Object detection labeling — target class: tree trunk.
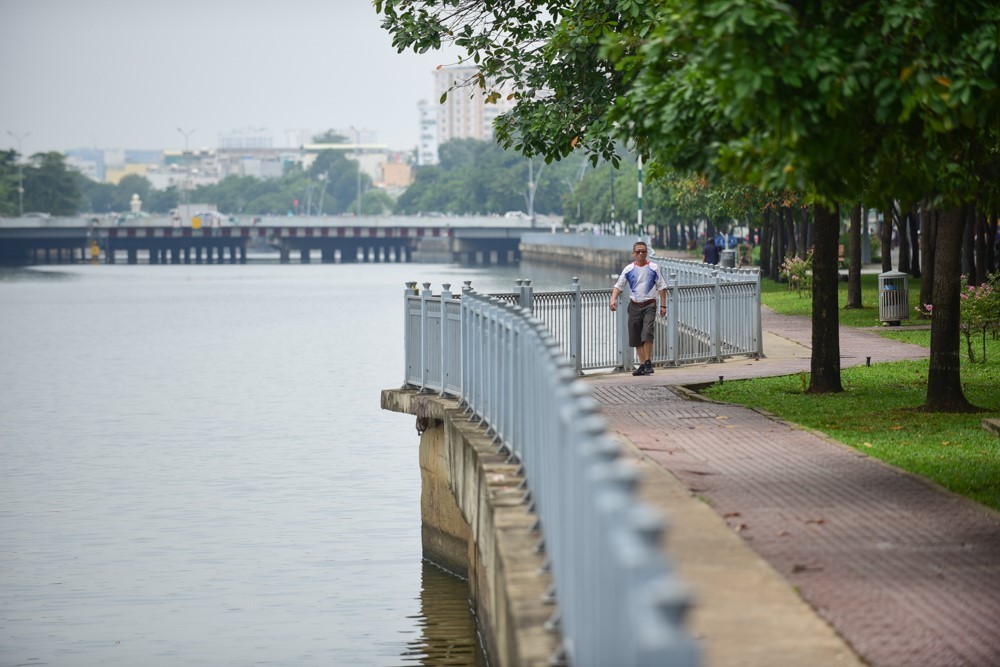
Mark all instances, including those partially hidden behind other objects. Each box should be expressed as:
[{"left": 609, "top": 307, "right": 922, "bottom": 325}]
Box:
[
  {"left": 797, "top": 205, "right": 808, "bottom": 259},
  {"left": 986, "top": 210, "right": 999, "bottom": 274},
  {"left": 786, "top": 205, "right": 798, "bottom": 259},
  {"left": 760, "top": 208, "right": 773, "bottom": 279},
  {"left": 846, "top": 205, "right": 863, "bottom": 308},
  {"left": 924, "top": 205, "right": 977, "bottom": 412},
  {"left": 808, "top": 202, "right": 843, "bottom": 394},
  {"left": 962, "top": 205, "right": 976, "bottom": 283},
  {"left": 974, "top": 209, "right": 987, "bottom": 285},
  {"left": 919, "top": 204, "right": 936, "bottom": 310},
  {"left": 908, "top": 209, "right": 921, "bottom": 277},
  {"left": 881, "top": 202, "right": 894, "bottom": 272},
  {"left": 898, "top": 207, "right": 912, "bottom": 274},
  {"left": 861, "top": 207, "right": 872, "bottom": 264}
]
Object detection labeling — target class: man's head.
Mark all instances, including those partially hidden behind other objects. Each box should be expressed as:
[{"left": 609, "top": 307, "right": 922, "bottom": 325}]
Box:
[{"left": 632, "top": 241, "right": 648, "bottom": 265}]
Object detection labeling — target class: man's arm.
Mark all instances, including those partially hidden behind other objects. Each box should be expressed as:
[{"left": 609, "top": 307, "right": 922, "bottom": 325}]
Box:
[
  {"left": 610, "top": 287, "right": 621, "bottom": 311},
  {"left": 658, "top": 288, "right": 667, "bottom": 316}
]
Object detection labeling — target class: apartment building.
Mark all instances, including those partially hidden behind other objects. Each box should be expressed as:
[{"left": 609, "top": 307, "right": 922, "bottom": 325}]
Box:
[{"left": 418, "top": 65, "right": 514, "bottom": 165}]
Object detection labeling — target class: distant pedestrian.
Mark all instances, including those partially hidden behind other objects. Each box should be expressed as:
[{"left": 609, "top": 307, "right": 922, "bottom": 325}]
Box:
[
  {"left": 702, "top": 236, "right": 720, "bottom": 265},
  {"left": 610, "top": 241, "right": 668, "bottom": 376}
]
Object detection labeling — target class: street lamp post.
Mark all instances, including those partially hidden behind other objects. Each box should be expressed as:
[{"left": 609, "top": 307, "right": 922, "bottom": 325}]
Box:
[
  {"left": 177, "top": 127, "right": 195, "bottom": 152},
  {"left": 7, "top": 131, "right": 29, "bottom": 217}
]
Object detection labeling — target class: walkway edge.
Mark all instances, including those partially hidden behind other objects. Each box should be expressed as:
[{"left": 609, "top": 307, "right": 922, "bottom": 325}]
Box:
[{"left": 614, "top": 431, "right": 866, "bottom": 667}]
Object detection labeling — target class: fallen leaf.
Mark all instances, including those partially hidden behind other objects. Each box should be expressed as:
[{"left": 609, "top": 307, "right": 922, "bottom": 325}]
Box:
[
  {"left": 889, "top": 425, "right": 904, "bottom": 431},
  {"left": 805, "top": 518, "right": 826, "bottom": 525},
  {"left": 862, "top": 442, "right": 873, "bottom": 448},
  {"left": 723, "top": 512, "right": 741, "bottom": 518},
  {"left": 776, "top": 530, "right": 790, "bottom": 537}
]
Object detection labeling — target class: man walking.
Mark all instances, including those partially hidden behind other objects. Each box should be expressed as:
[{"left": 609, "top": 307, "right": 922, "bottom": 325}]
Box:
[{"left": 610, "top": 241, "right": 668, "bottom": 376}]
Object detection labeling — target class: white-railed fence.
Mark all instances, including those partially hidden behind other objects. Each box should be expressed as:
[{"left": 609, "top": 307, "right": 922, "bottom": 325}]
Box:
[
  {"left": 404, "top": 284, "right": 700, "bottom": 667},
  {"left": 400, "top": 258, "right": 759, "bottom": 666}
]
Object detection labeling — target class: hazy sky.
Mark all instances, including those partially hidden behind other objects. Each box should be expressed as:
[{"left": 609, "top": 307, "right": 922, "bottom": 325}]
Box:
[{"left": 0, "top": 0, "right": 463, "bottom": 154}]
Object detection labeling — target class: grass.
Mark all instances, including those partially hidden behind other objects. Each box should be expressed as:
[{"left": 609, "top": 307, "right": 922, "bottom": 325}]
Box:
[
  {"left": 762, "top": 272, "right": 925, "bottom": 328},
  {"left": 701, "top": 275, "right": 1000, "bottom": 512}
]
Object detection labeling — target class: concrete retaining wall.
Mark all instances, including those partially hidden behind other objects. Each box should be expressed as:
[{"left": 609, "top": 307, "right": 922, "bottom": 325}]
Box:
[
  {"left": 519, "top": 239, "right": 633, "bottom": 274},
  {"left": 381, "top": 388, "right": 560, "bottom": 667}
]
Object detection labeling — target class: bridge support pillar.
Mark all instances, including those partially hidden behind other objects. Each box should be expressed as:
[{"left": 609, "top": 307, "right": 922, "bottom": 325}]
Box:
[
  {"left": 127, "top": 249, "right": 138, "bottom": 264},
  {"left": 279, "top": 248, "right": 290, "bottom": 264},
  {"left": 321, "top": 248, "right": 334, "bottom": 263},
  {"left": 300, "top": 248, "right": 310, "bottom": 263},
  {"left": 239, "top": 245, "right": 247, "bottom": 264}
]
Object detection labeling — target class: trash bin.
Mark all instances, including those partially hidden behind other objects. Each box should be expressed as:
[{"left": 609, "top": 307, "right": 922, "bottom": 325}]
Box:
[
  {"left": 878, "top": 270, "right": 909, "bottom": 325},
  {"left": 720, "top": 249, "right": 736, "bottom": 268}
]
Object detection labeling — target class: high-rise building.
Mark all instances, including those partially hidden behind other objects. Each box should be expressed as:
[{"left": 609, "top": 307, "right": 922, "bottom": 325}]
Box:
[
  {"left": 417, "top": 100, "right": 438, "bottom": 166},
  {"left": 431, "top": 65, "right": 514, "bottom": 147}
]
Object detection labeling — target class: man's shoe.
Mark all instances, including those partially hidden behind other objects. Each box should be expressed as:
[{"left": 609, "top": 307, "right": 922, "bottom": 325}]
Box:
[
  {"left": 632, "top": 364, "right": 648, "bottom": 376},
  {"left": 645, "top": 360, "right": 654, "bottom": 374}
]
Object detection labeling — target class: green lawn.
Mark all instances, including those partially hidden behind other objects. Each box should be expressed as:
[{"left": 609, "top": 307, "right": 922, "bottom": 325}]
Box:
[
  {"left": 762, "top": 272, "right": 926, "bottom": 328},
  {"left": 702, "top": 276, "right": 1000, "bottom": 511}
]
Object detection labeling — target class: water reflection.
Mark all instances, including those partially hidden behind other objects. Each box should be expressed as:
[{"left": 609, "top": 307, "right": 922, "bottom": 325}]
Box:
[{"left": 401, "top": 562, "right": 488, "bottom": 667}]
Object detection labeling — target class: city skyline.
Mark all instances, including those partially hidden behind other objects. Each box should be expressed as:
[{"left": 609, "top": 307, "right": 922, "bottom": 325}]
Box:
[{"left": 0, "top": 0, "right": 463, "bottom": 155}]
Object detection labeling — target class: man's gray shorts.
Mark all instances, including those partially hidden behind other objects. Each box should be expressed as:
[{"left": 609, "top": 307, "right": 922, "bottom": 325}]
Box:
[{"left": 627, "top": 300, "right": 657, "bottom": 347}]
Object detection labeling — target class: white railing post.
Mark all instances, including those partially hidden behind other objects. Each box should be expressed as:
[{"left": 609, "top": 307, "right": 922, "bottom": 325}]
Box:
[
  {"left": 615, "top": 289, "right": 629, "bottom": 370},
  {"left": 754, "top": 269, "right": 765, "bottom": 359},
  {"left": 667, "top": 273, "right": 679, "bottom": 366},
  {"left": 440, "top": 283, "right": 452, "bottom": 395},
  {"left": 570, "top": 277, "right": 583, "bottom": 375},
  {"left": 404, "top": 281, "right": 418, "bottom": 385},
  {"left": 419, "top": 282, "right": 432, "bottom": 392},
  {"left": 711, "top": 272, "right": 722, "bottom": 362}
]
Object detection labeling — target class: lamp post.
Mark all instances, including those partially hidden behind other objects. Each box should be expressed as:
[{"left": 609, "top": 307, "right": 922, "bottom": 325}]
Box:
[
  {"left": 7, "top": 131, "right": 28, "bottom": 217},
  {"left": 177, "top": 127, "right": 195, "bottom": 152}
]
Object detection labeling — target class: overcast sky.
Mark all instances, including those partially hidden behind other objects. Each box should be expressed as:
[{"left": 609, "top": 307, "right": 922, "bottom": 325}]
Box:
[{"left": 0, "top": 0, "right": 463, "bottom": 154}]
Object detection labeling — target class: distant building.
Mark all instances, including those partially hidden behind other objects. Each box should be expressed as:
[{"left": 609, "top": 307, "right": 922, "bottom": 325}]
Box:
[
  {"left": 431, "top": 65, "right": 515, "bottom": 146},
  {"left": 219, "top": 127, "right": 273, "bottom": 150},
  {"left": 417, "top": 100, "right": 438, "bottom": 166}
]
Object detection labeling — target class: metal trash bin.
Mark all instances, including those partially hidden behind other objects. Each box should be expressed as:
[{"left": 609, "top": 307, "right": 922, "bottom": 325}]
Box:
[
  {"left": 878, "top": 270, "right": 909, "bottom": 325},
  {"left": 720, "top": 249, "right": 736, "bottom": 268}
]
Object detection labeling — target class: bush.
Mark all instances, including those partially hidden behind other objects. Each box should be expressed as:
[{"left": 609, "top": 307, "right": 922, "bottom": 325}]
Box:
[
  {"left": 780, "top": 253, "right": 812, "bottom": 296},
  {"left": 960, "top": 272, "right": 1000, "bottom": 363}
]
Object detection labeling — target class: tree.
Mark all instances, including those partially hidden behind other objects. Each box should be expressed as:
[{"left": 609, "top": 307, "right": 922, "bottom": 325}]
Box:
[
  {"left": 23, "top": 152, "right": 82, "bottom": 215},
  {"left": 377, "top": 0, "right": 1000, "bottom": 405}
]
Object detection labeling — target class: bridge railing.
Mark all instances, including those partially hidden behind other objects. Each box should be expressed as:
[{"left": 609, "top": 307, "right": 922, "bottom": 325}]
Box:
[{"left": 404, "top": 284, "right": 699, "bottom": 667}]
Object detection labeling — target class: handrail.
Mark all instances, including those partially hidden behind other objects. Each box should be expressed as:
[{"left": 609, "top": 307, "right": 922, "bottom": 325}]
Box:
[{"left": 418, "top": 288, "right": 699, "bottom": 666}]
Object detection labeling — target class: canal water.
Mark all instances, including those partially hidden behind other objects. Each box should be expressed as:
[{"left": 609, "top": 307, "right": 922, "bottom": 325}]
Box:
[{"left": 0, "top": 260, "right": 609, "bottom": 666}]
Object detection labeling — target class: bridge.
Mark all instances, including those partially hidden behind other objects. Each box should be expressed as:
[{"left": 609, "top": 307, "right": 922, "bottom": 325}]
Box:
[{"left": 0, "top": 215, "right": 542, "bottom": 266}]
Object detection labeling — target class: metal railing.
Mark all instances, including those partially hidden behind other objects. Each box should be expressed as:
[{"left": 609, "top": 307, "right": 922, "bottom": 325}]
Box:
[
  {"left": 404, "top": 283, "right": 699, "bottom": 667},
  {"left": 404, "top": 267, "right": 761, "bottom": 385},
  {"left": 400, "top": 259, "right": 759, "bottom": 665}
]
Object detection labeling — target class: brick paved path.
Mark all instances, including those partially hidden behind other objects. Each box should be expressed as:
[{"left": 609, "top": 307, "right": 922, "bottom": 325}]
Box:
[{"left": 587, "top": 310, "right": 1000, "bottom": 667}]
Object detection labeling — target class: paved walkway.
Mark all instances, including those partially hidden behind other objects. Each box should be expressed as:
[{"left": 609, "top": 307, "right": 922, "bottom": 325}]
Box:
[{"left": 586, "top": 308, "right": 1000, "bottom": 667}]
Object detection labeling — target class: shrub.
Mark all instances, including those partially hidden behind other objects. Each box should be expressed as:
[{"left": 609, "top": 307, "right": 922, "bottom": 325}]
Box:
[
  {"left": 960, "top": 273, "right": 1000, "bottom": 363},
  {"left": 780, "top": 253, "right": 812, "bottom": 296}
]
